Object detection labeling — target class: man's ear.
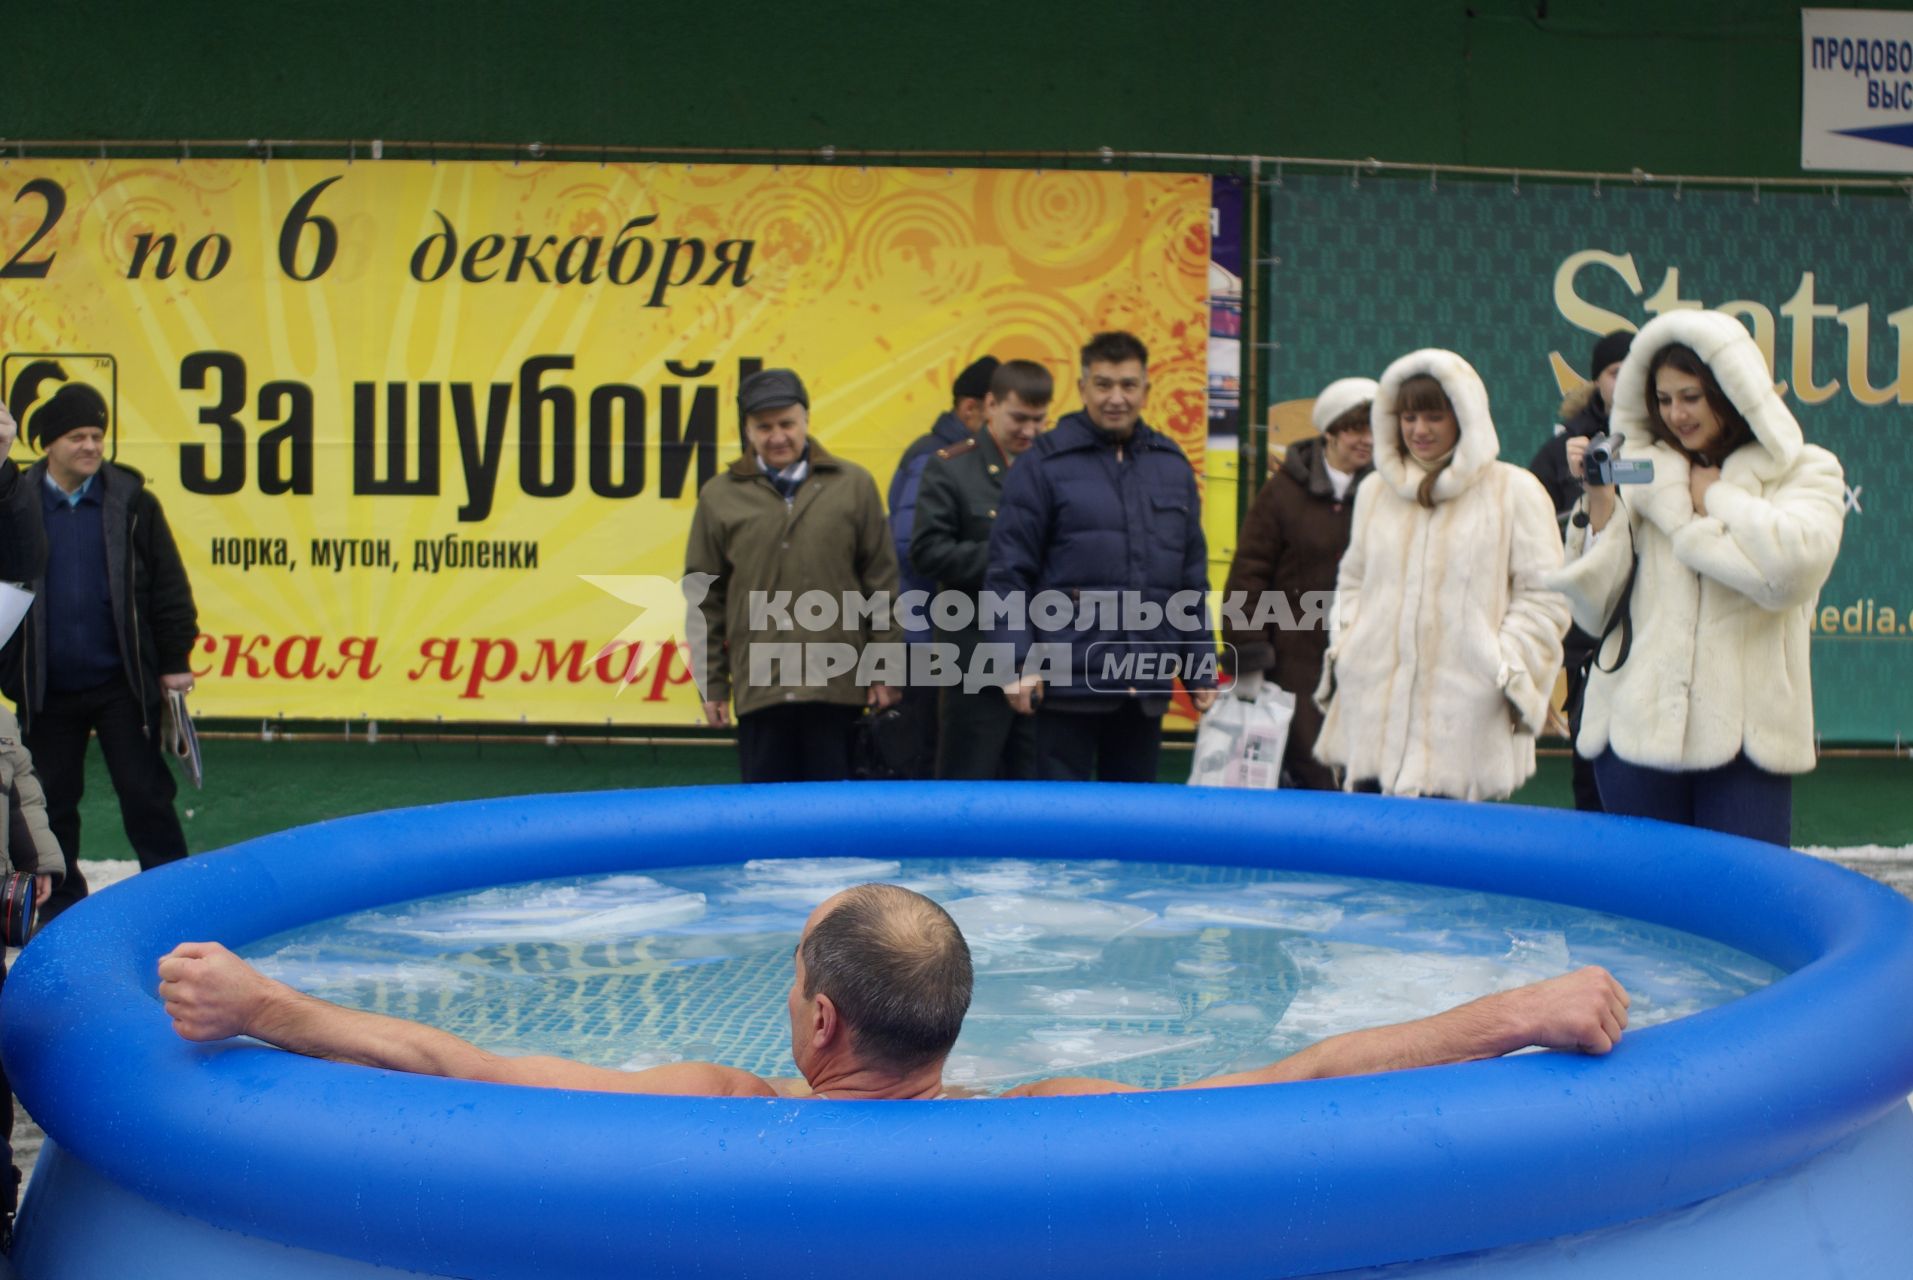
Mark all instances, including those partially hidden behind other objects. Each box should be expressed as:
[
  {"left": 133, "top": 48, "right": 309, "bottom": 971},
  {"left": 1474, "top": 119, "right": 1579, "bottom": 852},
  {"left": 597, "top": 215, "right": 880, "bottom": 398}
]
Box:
[{"left": 810, "top": 991, "right": 844, "bottom": 1051}]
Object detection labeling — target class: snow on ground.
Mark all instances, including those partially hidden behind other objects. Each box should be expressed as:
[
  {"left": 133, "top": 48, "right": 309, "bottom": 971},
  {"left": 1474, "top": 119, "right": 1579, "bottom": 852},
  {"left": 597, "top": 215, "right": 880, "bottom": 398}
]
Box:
[{"left": 1799, "top": 844, "right": 1913, "bottom": 862}]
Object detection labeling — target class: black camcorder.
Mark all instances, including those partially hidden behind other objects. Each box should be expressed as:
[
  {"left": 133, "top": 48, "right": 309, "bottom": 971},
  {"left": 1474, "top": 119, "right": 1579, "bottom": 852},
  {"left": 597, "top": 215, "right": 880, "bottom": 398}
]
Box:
[{"left": 1585, "top": 432, "right": 1655, "bottom": 486}]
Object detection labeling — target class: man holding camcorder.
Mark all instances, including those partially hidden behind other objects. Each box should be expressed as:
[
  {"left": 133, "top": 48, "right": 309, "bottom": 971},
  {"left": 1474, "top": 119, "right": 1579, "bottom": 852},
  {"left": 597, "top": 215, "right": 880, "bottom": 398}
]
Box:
[{"left": 1528, "top": 331, "right": 1635, "bottom": 813}]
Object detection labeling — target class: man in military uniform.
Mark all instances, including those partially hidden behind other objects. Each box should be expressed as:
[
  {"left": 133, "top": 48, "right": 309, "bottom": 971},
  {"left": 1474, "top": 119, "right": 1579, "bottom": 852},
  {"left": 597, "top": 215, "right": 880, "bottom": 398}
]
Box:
[
  {"left": 884, "top": 355, "right": 1000, "bottom": 777},
  {"left": 910, "top": 360, "right": 1052, "bottom": 778}
]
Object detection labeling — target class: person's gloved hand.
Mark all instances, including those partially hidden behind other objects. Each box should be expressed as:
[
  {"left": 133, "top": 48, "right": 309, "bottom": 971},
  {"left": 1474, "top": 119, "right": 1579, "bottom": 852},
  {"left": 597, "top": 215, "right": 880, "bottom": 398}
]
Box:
[{"left": 1231, "top": 669, "right": 1265, "bottom": 702}]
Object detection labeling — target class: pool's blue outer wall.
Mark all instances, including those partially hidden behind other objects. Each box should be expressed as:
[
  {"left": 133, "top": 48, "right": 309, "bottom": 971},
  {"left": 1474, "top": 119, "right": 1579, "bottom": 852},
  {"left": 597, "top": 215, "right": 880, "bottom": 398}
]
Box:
[{"left": 7, "top": 784, "right": 1913, "bottom": 1279}]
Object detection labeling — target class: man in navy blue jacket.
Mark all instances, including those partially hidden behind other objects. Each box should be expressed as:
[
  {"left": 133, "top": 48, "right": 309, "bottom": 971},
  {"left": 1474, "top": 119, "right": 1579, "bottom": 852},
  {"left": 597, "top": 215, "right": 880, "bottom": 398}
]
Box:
[{"left": 984, "top": 332, "right": 1217, "bottom": 782}]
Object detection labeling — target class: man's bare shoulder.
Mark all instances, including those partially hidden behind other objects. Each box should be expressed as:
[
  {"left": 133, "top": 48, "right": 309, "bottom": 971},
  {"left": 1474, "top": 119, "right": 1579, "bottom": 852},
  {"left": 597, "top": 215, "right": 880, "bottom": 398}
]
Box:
[{"left": 499, "top": 1055, "right": 779, "bottom": 1098}]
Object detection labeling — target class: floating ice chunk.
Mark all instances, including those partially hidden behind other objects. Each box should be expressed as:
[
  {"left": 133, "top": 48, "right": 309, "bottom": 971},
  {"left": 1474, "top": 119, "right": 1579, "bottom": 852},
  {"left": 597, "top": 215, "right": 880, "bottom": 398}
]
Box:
[
  {"left": 941, "top": 1050, "right": 1040, "bottom": 1088},
  {"left": 1191, "top": 1001, "right": 1265, "bottom": 1023},
  {"left": 1016, "top": 985, "right": 1182, "bottom": 1019},
  {"left": 1025, "top": 1025, "right": 1216, "bottom": 1075},
  {"left": 945, "top": 894, "right": 1155, "bottom": 939},
  {"left": 356, "top": 876, "right": 706, "bottom": 943},
  {"left": 253, "top": 955, "right": 480, "bottom": 997},
  {"left": 965, "top": 939, "right": 1105, "bottom": 976},
  {"left": 1246, "top": 880, "right": 1353, "bottom": 899},
  {"left": 1162, "top": 899, "right": 1344, "bottom": 932},
  {"left": 1630, "top": 998, "right": 1705, "bottom": 1030},
  {"left": 723, "top": 857, "right": 910, "bottom": 908},
  {"left": 947, "top": 861, "right": 1120, "bottom": 895},
  {"left": 1174, "top": 958, "right": 1235, "bottom": 978},
  {"left": 1502, "top": 930, "right": 1572, "bottom": 976},
  {"left": 1273, "top": 940, "right": 1545, "bottom": 1048},
  {"left": 740, "top": 857, "right": 901, "bottom": 884}
]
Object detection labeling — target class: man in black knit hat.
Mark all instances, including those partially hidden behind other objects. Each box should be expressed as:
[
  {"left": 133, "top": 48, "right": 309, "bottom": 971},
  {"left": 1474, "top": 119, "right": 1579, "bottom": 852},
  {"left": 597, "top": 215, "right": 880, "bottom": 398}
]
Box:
[{"left": 0, "top": 364, "right": 199, "bottom": 923}]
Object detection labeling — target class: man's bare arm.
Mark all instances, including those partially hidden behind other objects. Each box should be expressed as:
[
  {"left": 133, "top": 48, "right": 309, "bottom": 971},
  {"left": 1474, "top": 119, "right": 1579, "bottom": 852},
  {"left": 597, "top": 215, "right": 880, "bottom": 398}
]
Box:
[
  {"left": 1007, "top": 966, "right": 1629, "bottom": 1098},
  {"left": 157, "top": 942, "right": 776, "bottom": 1098}
]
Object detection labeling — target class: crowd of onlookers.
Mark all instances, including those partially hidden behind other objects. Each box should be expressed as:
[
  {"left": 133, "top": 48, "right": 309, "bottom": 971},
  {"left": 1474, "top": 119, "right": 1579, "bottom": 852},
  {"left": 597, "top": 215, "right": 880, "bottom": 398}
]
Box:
[{"left": 689, "top": 319, "right": 1843, "bottom": 851}]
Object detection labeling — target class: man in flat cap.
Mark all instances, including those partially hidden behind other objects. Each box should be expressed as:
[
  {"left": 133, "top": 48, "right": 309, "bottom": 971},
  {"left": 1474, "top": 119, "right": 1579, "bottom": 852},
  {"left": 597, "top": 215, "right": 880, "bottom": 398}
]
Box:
[
  {"left": 882, "top": 354, "right": 999, "bottom": 776},
  {"left": 685, "top": 369, "right": 902, "bottom": 782},
  {"left": 0, "top": 364, "right": 198, "bottom": 923}
]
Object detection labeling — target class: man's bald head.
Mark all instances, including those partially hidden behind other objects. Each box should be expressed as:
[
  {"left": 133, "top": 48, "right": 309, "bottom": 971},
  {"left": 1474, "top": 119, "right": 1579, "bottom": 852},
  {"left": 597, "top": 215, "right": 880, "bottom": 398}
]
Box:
[{"left": 800, "top": 884, "right": 973, "bottom": 1074}]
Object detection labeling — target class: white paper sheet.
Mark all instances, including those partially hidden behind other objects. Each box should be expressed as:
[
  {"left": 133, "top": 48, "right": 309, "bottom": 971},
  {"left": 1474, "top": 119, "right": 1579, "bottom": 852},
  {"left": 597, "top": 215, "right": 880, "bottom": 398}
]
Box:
[{"left": 0, "top": 582, "right": 31, "bottom": 648}]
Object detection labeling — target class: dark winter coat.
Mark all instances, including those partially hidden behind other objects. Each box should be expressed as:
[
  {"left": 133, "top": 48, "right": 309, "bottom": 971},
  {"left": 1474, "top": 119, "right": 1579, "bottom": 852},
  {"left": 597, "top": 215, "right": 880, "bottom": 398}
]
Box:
[
  {"left": 1221, "top": 435, "right": 1368, "bottom": 700},
  {"left": 887, "top": 411, "right": 971, "bottom": 642},
  {"left": 1, "top": 461, "right": 199, "bottom": 736},
  {"left": 0, "top": 459, "right": 45, "bottom": 585},
  {"left": 984, "top": 411, "right": 1213, "bottom": 702},
  {"left": 1527, "top": 384, "right": 1609, "bottom": 662},
  {"left": 1528, "top": 384, "right": 1608, "bottom": 520},
  {"left": 910, "top": 430, "right": 1011, "bottom": 661}
]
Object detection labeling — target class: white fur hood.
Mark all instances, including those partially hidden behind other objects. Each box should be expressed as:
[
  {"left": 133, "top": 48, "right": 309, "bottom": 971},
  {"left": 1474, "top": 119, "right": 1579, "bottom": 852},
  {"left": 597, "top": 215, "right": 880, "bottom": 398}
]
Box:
[
  {"left": 1611, "top": 310, "right": 1803, "bottom": 478},
  {"left": 1371, "top": 349, "right": 1500, "bottom": 504}
]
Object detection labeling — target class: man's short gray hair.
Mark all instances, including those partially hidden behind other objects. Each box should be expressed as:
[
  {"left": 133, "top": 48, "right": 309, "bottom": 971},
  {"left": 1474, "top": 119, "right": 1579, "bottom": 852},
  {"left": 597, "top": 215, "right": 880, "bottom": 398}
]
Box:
[{"left": 800, "top": 883, "right": 973, "bottom": 1073}]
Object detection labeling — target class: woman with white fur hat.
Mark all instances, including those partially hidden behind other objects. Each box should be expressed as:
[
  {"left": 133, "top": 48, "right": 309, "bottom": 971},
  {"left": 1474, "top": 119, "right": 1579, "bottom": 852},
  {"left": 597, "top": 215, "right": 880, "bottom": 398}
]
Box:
[
  {"left": 1221, "top": 376, "right": 1376, "bottom": 790},
  {"left": 1547, "top": 311, "right": 1845, "bottom": 845},
  {"left": 1313, "top": 351, "right": 1569, "bottom": 800}
]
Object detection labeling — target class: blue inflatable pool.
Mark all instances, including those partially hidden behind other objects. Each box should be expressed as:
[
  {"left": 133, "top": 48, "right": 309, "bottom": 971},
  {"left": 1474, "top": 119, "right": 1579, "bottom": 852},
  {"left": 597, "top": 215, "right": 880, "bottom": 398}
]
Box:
[{"left": 6, "top": 784, "right": 1913, "bottom": 1278}]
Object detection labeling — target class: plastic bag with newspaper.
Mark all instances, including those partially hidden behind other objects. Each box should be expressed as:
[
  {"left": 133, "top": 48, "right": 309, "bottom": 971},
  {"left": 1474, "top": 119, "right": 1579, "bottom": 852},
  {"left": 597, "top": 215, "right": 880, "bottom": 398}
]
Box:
[{"left": 1188, "top": 685, "right": 1296, "bottom": 789}]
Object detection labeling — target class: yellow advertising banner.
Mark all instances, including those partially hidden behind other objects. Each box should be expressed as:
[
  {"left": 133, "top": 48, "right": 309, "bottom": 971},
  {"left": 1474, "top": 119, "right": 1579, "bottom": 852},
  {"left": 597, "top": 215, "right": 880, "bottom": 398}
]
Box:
[{"left": 0, "top": 161, "right": 1210, "bottom": 723}]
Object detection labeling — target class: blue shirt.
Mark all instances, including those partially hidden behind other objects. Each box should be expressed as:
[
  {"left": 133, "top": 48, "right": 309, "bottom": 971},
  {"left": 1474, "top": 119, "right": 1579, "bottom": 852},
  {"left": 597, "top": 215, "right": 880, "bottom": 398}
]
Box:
[{"left": 40, "top": 470, "right": 124, "bottom": 693}]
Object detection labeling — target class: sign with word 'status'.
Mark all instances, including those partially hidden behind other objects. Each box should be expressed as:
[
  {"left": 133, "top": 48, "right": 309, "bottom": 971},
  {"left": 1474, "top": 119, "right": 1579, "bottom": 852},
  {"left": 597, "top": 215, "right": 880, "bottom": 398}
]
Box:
[
  {"left": 1802, "top": 8, "right": 1913, "bottom": 172},
  {"left": 0, "top": 162, "right": 1210, "bottom": 722}
]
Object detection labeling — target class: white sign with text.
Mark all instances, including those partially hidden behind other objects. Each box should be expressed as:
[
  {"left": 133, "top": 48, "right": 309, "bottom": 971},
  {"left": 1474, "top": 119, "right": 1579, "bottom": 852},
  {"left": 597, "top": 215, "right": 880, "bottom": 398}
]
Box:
[{"left": 1802, "top": 8, "right": 1913, "bottom": 172}]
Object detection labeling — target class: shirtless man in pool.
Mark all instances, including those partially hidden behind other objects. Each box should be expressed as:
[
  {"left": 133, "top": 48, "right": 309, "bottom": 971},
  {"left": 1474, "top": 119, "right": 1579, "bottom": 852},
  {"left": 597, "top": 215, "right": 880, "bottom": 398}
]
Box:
[{"left": 159, "top": 882, "right": 1630, "bottom": 1100}]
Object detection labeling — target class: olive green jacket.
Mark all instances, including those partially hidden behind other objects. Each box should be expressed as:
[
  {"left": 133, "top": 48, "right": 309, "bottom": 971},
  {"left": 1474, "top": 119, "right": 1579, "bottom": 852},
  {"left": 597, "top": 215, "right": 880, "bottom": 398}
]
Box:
[
  {"left": 909, "top": 431, "right": 1012, "bottom": 658},
  {"left": 685, "top": 440, "right": 901, "bottom": 718}
]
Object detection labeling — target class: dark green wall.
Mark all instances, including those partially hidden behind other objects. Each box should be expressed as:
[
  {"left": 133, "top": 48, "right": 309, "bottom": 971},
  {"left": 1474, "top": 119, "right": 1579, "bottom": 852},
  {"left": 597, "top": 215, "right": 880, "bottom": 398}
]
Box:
[{"left": 8, "top": 1, "right": 1909, "bottom": 178}]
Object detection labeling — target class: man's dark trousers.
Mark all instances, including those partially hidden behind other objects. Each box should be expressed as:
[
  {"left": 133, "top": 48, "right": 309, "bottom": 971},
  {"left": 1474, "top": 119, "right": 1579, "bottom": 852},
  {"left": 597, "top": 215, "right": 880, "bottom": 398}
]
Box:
[
  {"left": 735, "top": 703, "right": 860, "bottom": 783},
  {"left": 24, "top": 676, "right": 186, "bottom": 920},
  {"left": 1033, "top": 701, "right": 1163, "bottom": 783},
  {"left": 936, "top": 686, "right": 1036, "bottom": 780}
]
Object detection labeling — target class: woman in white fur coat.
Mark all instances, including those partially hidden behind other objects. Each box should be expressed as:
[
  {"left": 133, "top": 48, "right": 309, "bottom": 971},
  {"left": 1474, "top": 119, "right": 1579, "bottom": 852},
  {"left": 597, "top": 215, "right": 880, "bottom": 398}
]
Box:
[
  {"left": 1314, "top": 351, "right": 1569, "bottom": 800},
  {"left": 1546, "top": 311, "right": 1845, "bottom": 845}
]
